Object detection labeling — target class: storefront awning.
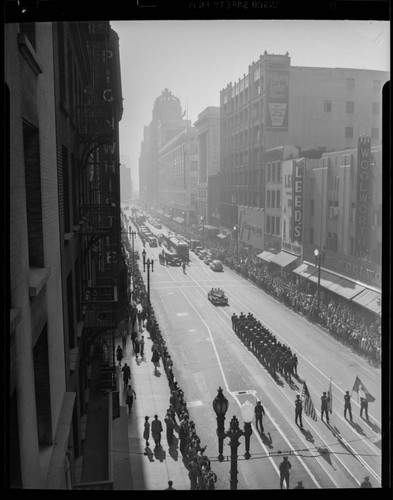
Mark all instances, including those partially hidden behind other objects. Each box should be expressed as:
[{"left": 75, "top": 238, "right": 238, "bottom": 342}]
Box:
[
  {"left": 351, "top": 288, "right": 381, "bottom": 315},
  {"left": 173, "top": 217, "right": 184, "bottom": 223},
  {"left": 293, "top": 262, "right": 318, "bottom": 279},
  {"left": 257, "top": 251, "right": 275, "bottom": 262},
  {"left": 216, "top": 233, "right": 229, "bottom": 239},
  {"left": 307, "top": 268, "right": 365, "bottom": 300},
  {"left": 269, "top": 251, "right": 299, "bottom": 268}
]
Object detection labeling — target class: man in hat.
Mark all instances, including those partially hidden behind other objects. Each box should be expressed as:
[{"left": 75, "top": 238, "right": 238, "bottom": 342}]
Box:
[
  {"left": 294, "top": 480, "right": 305, "bottom": 489},
  {"left": 321, "top": 391, "right": 330, "bottom": 423},
  {"left": 344, "top": 391, "right": 353, "bottom": 421},
  {"left": 295, "top": 394, "right": 303, "bottom": 427},
  {"left": 360, "top": 476, "right": 372, "bottom": 488},
  {"left": 360, "top": 396, "right": 369, "bottom": 420},
  {"left": 254, "top": 400, "right": 266, "bottom": 433},
  {"left": 279, "top": 456, "right": 292, "bottom": 489}
]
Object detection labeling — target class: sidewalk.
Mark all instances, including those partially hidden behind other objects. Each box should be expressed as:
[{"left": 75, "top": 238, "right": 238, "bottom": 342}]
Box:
[{"left": 112, "top": 326, "right": 190, "bottom": 491}]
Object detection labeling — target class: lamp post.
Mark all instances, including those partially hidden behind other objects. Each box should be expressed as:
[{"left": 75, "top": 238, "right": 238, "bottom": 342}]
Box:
[
  {"left": 142, "top": 249, "right": 154, "bottom": 316},
  {"left": 182, "top": 211, "right": 186, "bottom": 228},
  {"left": 233, "top": 225, "right": 239, "bottom": 261},
  {"left": 201, "top": 216, "right": 205, "bottom": 249},
  {"left": 314, "top": 248, "right": 324, "bottom": 315},
  {"left": 129, "top": 226, "right": 136, "bottom": 269},
  {"left": 212, "top": 387, "right": 253, "bottom": 490}
]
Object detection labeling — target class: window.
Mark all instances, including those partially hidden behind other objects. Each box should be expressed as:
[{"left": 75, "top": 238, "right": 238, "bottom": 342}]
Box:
[
  {"left": 271, "top": 190, "right": 276, "bottom": 209},
  {"left": 23, "top": 121, "right": 44, "bottom": 267},
  {"left": 267, "top": 190, "right": 271, "bottom": 208},
  {"left": 373, "top": 80, "right": 381, "bottom": 91},
  {"left": 323, "top": 100, "right": 332, "bottom": 112},
  {"left": 346, "top": 101, "right": 354, "bottom": 113},
  {"left": 345, "top": 127, "right": 353, "bottom": 139},
  {"left": 267, "top": 163, "right": 271, "bottom": 182},
  {"left": 372, "top": 102, "right": 380, "bottom": 114},
  {"left": 371, "top": 128, "right": 379, "bottom": 139},
  {"left": 276, "top": 190, "right": 281, "bottom": 208},
  {"left": 346, "top": 78, "right": 355, "bottom": 90},
  {"left": 275, "top": 216, "right": 280, "bottom": 236},
  {"left": 267, "top": 215, "right": 270, "bottom": 234}
]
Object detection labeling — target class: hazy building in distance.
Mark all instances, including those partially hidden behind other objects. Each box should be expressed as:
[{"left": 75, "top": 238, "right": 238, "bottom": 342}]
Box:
[{"left": 120, "top": 162, "right": 132, "bottom": 202}]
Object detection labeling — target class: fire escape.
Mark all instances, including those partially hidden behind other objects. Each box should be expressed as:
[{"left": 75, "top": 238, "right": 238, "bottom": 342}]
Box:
[{"left": 76, "top": 22, "right": 121, "bottom": 390}]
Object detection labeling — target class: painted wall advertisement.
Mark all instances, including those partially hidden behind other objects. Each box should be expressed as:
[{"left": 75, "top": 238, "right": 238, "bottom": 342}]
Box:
[
  {"left": 238, "top": 206, "right": 265, "bottom": 251},
  {"left": 266, "top": 69, "right": 289, "bottom": 130},
  {"left": 355, "top": 136, "right": 371, "bottom": 259},
  {"left": 282, "top": 158, "right": 304, "bottom": 256}
]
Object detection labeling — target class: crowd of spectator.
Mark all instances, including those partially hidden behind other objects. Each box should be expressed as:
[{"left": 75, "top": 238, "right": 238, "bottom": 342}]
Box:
[{"left": 164, "top": 217, "right": 382, "bottom": 368}]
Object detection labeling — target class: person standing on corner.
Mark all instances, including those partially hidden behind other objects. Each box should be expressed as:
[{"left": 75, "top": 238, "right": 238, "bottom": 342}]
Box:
[
  {"left": 279, "top": 456, "right": 292, "bottom": 489},
  {"left": 344, "top": 391, "right": 353, "bottom": 421},
  {"left": 125, "top": 384, "right": 136, "bottom": 414},
  {"left": 139, "top": 335, "right": 145, "bottom": 357},
  {"left": 254, "top": 400, "right": 266, "bottom": 433},
  {"left": 165, "top": 480, "right": 176, "bottom": 490},
  {"left": 360, "top": 475, "right": 372, "bottom": 488},
  {"left": 295, "top": 394, "right": 303, "bottom": 428},
  {"left": 360, "top": 396, "right": 369, "bottom": 420}
]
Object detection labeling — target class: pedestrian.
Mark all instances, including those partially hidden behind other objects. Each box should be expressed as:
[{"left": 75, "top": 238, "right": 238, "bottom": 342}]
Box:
[
  {"left": 143, "top": 416, "right": 150, "bottom": 447},
  {"left": 295, "top": 394, "right": 303, "bottom": 427},
  {"left": 360, "top": 475, "right": 372, "bottom": 488},
  {"left": 121, "top": 363, "right": 131, "bottom": 388},
  {"left": 139, "top": 335, "right": 145, "bottom": 357},
  {"left": 321, "top": 391, "right": 330, "bottom": 423},
  {"left": 279, "top": 456, "right": 292, "bottom": 489},
  {"left": 151, "top": 414, "right": 163, "bottom": 447},
  {"left": 179, "top": 415, "right": 189, "bottom": 455},
  {"left": 254, "top": 400, "right": 266, "bottom": 433},
  {"left": 134, "top": 338, "right": 140, "bottom": 360},
  {"left": 294, "top": 480, "right": 305, "bottom": 489},
  {"left": 151, "top": 346, "right": 160, "bottom": 374},
  {"left": 344, "top": 391, "right": 353, "bottom": 421},
  {"left": 131, "top": 330, "right": 137, "bottom": 351},
  {"left": 125, "top": 384, "right": 136, "bottom": 414},
  {"left": 164, "top": 412, "right": 175, "bottom": 446},
  {"left": 116, "top": 345, "right": 123, "bottom": 365},
  {"left": 165, "top": 480, "right": 176, "bottom": 490},
  {"left": 360, "top": 396, "right": 369, "bottom": 420}
]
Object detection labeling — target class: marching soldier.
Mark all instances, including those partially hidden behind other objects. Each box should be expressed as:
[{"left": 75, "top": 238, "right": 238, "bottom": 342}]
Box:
[
  {"left": 321, "top": 392, "right": 330, "bottom": 423},
  {"left": 295, "top": 394, "right": 303, "bottom": 427},
  {"left": 360, "top": 396, "right": 369, "bottom": 420},
  {"left": 344, "top": 391, "right": 353, "bottom": 421},
  {"left": 254, "top": 400, "right": 266, "bottom": 433}
]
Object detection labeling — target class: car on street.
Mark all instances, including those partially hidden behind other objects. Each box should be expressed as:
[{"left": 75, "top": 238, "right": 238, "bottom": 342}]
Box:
[
  {"left": 148, "top": 237, "right": 158, "bottom": 247},
  {"left": 208, "top": 288, "right": 229, "bottom": 306},
  {"left": 204, "top": 256, "right": 212, "bottom": 265},
  {"left": 210, "top": 260, "right": 223, "bottom": 272}
]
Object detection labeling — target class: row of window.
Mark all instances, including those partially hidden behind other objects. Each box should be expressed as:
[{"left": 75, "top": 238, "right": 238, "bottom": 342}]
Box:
[
  {"left": 266, "top": 215, "right": 281, "bottom": 236},
  {"left": 345, "top": 126, "right": 379, "bottom": 139},
  {"left": 324, "top": 100, "right": 380, "bottom": 114},
  {"left": 266, "top": 190, "right": 281, "bottom": 209}
]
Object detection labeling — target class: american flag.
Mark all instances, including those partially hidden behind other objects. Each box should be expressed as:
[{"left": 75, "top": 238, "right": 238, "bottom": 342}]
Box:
[
  {"left": 327, "top": 378, "right": 333, "bottom": 414},
  {"left": 302, "top": 381, "right": 317, "bottom": 421}
]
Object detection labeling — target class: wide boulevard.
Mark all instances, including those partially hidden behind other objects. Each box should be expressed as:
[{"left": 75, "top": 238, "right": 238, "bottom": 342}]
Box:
[{"left": 130, "top": 215, "right": 382, "bottom": 490}]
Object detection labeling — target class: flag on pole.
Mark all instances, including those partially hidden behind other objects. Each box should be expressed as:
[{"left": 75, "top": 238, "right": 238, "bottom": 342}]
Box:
[
  {"left": 351, "top": 375, "right": 376, "bottom": 403},
  {"left": 301, "top": 381, "right": 317, "bottom": 421},
  {"left": 327, "top": 378, "right": 333, "bottom": 414}
]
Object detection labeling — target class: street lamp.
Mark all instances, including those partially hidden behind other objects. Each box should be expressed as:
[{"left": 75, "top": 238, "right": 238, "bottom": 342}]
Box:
[
  {"left": 233, "top": 225, "right": 239, "bottom": 261},
  {"left": 314, "top": 248, "right": 324, "bottom": 315},
  {"left": 142, "top": 250, "right": 154, "bottom": 316},
  {"left": 200, "top": 216, "right": 205, "bottom": 249},
  {"left": 212, "top": 387, "right": 253, "bottom": 490},
  {"left": 129, "top": 225, "right": 136, "bottom": 269},
  {"left": 182, "top": 211, "right": 186, "bottom": 227}
]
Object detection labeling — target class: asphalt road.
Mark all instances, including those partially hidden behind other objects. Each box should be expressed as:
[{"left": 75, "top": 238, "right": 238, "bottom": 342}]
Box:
[{"left": 129, "top": 214, "right": 382, "bottom": 490}]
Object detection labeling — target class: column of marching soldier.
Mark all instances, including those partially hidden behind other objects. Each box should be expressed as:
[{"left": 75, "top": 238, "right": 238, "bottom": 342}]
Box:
[{"left": 231, "top": 312, "right": 298, "bottom": 383}]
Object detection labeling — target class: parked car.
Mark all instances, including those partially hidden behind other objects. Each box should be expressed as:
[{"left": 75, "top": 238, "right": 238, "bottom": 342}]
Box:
[
  {"left": 149, "top": 237, "right": 157, "bottom": 247},
  {"left": 204, "top": 256, "right": 212, "bottom": 265},
  {"left": 210, "top": 260, "right": 223, "bottom": 272}
]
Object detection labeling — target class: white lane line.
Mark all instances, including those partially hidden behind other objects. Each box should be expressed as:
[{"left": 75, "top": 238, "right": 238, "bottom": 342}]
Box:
[
  {"left": 178, "top": 279, "right": 323, "bottom": 489},
  {"left": 225, "top": 288, "right": 382, "bottom": 429}
]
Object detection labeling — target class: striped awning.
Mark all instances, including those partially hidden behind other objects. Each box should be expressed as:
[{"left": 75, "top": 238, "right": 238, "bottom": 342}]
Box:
[
  {"left": 269, "top": 251, "right": 299, "bottom": 268},
  {"left": 257, "top": 251, "right": 275, "bottom": 262},
  {"left": 351, "top": 288, "right": 381, "bottom": 315},
  {"left": 307, "top": 268, "right": 365, "bottom": 300},
  {"left": 293, "top": 262, "right": 318, "bottom": 279}
]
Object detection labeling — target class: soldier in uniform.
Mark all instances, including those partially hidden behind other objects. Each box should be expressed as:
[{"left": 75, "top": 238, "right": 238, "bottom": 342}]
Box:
[
  {"left": 321, "top": 391, "right": 330, "bottom": 423},
  {"left": 254, "top": 400, "right": 266, "bottom": 433},
  {"left": 344, "top": 391, "right": 353, "bottom": 421},
  {"left": 360, "top": 396, "right": 369, "bottom": 420},
  {"left": 295, "top": 394, "right": 303, "bottom": 427}
]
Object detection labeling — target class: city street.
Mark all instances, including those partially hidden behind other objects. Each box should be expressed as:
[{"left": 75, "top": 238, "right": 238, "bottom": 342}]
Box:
[{"left": 132, "top": 217, "right": 382, "bottom": 489}]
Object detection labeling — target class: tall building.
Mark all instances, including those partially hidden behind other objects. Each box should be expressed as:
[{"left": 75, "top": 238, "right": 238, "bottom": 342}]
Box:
[
  {"left": 120, "top": 163, "right": 132, "bottom": 202},
  {"left": 138, "top": 88, "right": 189, "bottom": 208},
  {"left": 6, "top": 21, "right": 125, "bottom": 488},
  {"left": 219, "top": 51, "right": 388, "bottom": 229},
  {"left": 158, "top": 127, "right": 199, "bottom": 224},
  {"left": 194, "top": 106, "right": 220, "bottom": 224}
]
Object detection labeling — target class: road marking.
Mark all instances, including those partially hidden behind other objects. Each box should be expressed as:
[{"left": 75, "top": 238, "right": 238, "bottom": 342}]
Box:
[
  {"left": 176, "top": 312, "right": 188, "bottom": 317},
  {"left": 186, "top": 400, "right": 204, "bottom": 408}
]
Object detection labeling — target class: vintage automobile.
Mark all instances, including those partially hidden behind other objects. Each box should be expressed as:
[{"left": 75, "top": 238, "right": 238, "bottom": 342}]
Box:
[
  {"left": 210, "top": 260, "right": 224, "bottom": 272},
  {"left": 208, "top": 288, "right": 228, "bottom": 306}
]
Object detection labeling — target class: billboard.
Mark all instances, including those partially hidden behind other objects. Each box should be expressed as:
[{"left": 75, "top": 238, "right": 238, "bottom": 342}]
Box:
[
  {"left": 266, "top": 69, "right": 289, "bottom": 130},
  {"left": 355, "top": 136, "right": 371, "bottom": 258},
  {"left": 281, "top": 158, "right": 304, "bottom": 256},
  {"left": 238, "top": 206, "right": 265, "bottom": 251}
]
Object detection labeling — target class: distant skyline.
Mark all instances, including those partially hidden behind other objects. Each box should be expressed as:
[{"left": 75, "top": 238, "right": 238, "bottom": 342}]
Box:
[{"left": 110, "top": 19, "right": 390, "bottom": 192}]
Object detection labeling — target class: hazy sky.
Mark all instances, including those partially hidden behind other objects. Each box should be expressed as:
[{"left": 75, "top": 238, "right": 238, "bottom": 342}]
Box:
[{"left": 110, "top": 20, "right": 390, "bottom": 190}]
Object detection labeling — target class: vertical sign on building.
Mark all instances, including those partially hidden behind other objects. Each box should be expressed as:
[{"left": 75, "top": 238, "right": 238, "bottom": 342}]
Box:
[
  {"left": 282, "top": 159, "right": 302, "bottom": 256},
  {"left": 266, "top": 69, "right": 289, "bottom": 130},
  {"left": 291, "top": 158, "right": 304, "bottom": 246},
  {"left": 355, "top": 135, "right": 371, "bottom": 258}
]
